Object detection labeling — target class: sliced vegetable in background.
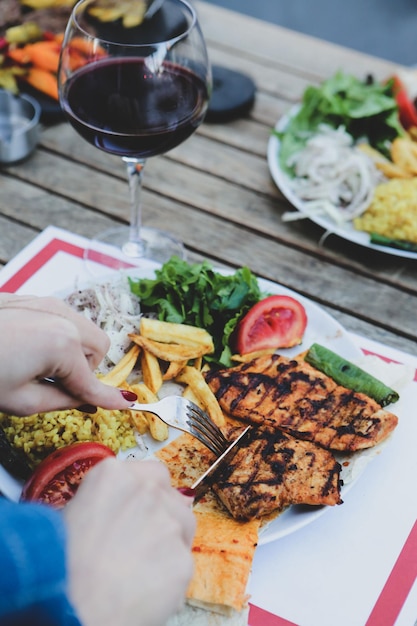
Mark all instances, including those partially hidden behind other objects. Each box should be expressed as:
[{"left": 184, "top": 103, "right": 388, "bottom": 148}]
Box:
[
  {"left": 390, "top": 74, "right": 417, "bottom": 129},
  {"left": 370, "top": 232, "right": 417, "bottom": 252}
]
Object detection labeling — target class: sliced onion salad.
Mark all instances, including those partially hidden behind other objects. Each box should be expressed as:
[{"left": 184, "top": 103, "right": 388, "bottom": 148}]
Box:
[
  {"left": 282, "top": 125, "right": 384, "bottom": 225},
  {"left": 65, "top": 277, "right": 142, "bottom": 374}
]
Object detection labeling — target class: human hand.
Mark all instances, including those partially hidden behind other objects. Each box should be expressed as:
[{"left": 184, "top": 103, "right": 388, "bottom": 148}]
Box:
[
  {"left": 64, "top": 458, "right": 196, "bottom": 626},
  {"left": 0, "top": 294, "right": 136, "bottom": 415}
]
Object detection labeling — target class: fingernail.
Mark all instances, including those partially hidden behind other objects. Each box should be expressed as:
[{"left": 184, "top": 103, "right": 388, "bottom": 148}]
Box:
[
  {"left": 177, "top": 487, "right": 196, "bottom": 498},
  {"left": 77, "top": 404, "right": 97, "bottom": 414},
  {"left": 120, "top": 389, "right": 137, "bottom": 402}
]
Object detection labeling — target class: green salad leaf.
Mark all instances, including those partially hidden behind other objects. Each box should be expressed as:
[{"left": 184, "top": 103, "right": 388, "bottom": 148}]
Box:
[
  {"left": 129, "top": 257, "right": 265, "bottom": 367},
  {"left": 277, "top": 71, "right": 404, "bottom": 175}
]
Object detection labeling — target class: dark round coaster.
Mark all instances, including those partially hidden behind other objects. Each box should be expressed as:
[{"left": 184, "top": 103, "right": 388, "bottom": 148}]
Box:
[
  {"left": 205, "top": 65, "right": 256, "bottom": 123},
  {"left": 19, "top": 83, "right": 63, "bottom": 125}
]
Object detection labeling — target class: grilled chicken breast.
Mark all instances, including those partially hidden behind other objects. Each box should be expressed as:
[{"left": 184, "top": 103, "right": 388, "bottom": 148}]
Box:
[
  {"left": 205, "top": 353, "right": 398, "bottom": 452},
  {"left": 157, "top": 423, "right": 342, "bottom": 522},
  {"left": 213, "top": 425, "right": 342, "bottom": 521}
]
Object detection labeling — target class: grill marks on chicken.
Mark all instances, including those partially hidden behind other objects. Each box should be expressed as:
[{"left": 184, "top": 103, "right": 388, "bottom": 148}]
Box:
[
  {"left": 205, "top": 354, "right": 398, "bottom": 452},
  {"left": 213, "top": 425, "right": 342, "bottom": 522}
]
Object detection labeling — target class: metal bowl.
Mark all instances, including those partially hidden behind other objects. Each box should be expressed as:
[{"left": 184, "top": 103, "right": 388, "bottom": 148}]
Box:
[{"left": 0, "top": 89, "right": 41, "bottom": 165}]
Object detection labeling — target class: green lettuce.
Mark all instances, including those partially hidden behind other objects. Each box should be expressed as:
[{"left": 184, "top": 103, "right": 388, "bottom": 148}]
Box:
[
  {"left": 129, "top": 257, "right": 265, "bottom": 367},
  {"left": 277, "top": 71, "right": 403, "bottom": 175}
]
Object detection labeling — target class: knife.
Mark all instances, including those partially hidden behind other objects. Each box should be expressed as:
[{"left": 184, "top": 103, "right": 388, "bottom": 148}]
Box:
[{"left": 181, "top": 425, "right": 251, "bottom": 502}]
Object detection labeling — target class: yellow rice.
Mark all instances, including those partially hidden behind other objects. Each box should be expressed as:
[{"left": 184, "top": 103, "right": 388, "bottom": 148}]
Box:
[
  {"left": 354, "top": 177, "right": 417, "bottom": 243},
  {"left": 0, "top": 407, "right": 137, "bottom": 467}
]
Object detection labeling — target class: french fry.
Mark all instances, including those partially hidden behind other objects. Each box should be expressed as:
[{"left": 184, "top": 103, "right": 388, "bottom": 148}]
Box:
[
  {"left": 130, "top": 411, "right": 149, "bottom": 435},
  {"left": 375, "top": 160, "right": 412, "bottom": 179},
  {"left": 100, "top": 345, "right": 140, "bottom": 387},
  {"left": 130, "top": 383, "right": 169, "bottom": 441},
  {"left": 358, "top": 143, "right": 412, "bottom": 179},
  {"left": 407, "top": 126, "right": 417, "bottom": 142},
  {"left": 141, "top": 349, "right": 163, "bottom": 394},
  {"left": 175, "top": 366, "right": 225, "bottom": 427},
  {"left": 231, "top": 348, "right": 276, "bottom": 363},
  {"left": 139, "top": 318, "right": 214, "bottom": 352},
  {"left": 129, "top": 334, "right": 210, "bottom": 362},
  {"left": 391, "top": 137, "right": 417, "bottom": 175},
  {"left": 182, "top": 384, "right": 202, "bottom": 407},
  {"left": 162, "top": 360, "right": 187, "bottom": 381},
  {"left": 125, "top": 386, "right": 149, "bottom": 435},
  {"left": 193, "top": 356, "right": 203, "bottom": 372}
]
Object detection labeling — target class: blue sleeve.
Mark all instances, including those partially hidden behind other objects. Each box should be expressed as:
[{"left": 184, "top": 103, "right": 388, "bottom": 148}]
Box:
[{"left": 0, "top": 498, "right": 82, "bottom": 626}]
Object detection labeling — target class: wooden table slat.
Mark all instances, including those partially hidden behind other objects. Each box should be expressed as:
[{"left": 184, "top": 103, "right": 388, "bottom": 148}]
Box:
[{"left": 0, "top": 1, "right": 416, "bottom": 358}]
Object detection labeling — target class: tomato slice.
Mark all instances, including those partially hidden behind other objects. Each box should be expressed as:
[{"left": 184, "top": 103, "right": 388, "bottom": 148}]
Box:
[
  {"left": 391, "top": 75, "right": 417, "bottom": 129},
  {"left": 20, "top": 442, "right": 115, "bottom": 509},
  {"left": 235, "top": 295, "right": 307, "bottom": 354}
]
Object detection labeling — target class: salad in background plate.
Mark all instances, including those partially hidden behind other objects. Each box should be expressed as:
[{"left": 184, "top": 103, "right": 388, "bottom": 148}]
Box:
[{"left": 268, "top": 70, "right": 417, "bottom": 257}]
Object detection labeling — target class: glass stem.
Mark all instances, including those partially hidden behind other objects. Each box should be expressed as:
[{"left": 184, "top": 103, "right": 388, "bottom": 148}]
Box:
[{"left": 122, "top": 156, "right": 147, "bottom": 257}]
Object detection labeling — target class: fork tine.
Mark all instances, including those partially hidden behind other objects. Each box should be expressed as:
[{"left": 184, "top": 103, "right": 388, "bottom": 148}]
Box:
[
  {"left": 128, "top": 397, "right": 229, "bottom": 456},
  {"left": 189, "top": 404, "right": 228, "bottom": 445},
  {"left": 188, "top": 422, "right": 225, "bottom": 456},
  {"left": 191, "top": 431, "right": 223, "bottom": 456},
  {"left": 185, "top": 404, "right": 228, "bottom": 456}
]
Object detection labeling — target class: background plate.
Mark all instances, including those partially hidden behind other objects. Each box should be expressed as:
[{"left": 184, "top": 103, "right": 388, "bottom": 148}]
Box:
[{"left": 267, "top": 108, "right": 417, "bottom": 260}]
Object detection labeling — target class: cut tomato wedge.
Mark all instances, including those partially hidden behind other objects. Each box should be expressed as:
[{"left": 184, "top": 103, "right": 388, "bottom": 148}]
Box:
[
  {"left": 235, "top": 295, "right": 307, "bottom": 354},
  {"left": 20, "top": 442, "right": 115, "bottom": 509}
]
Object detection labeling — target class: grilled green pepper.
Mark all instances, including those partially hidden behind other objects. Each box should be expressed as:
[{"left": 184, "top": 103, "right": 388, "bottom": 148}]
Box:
[
  {"left": 370, "top": 233, "right": 417, "bottom": 253},
  {"left": 305, "top": 343, "right": 399, "bottom": 407}
]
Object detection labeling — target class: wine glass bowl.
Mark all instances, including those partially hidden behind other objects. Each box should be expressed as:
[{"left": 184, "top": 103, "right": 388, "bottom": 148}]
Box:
[{"left": 58, "top": 0, "right": 211, "bottom": 264}]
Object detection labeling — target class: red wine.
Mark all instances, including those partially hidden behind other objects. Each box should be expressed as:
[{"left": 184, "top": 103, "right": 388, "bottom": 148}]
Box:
[{"left": 61, "top": 57, "right": 209, "bottom": 158}]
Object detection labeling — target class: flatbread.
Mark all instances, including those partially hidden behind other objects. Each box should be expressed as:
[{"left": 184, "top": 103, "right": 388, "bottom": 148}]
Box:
[
  {"left": 156, "top": 433, "right": 260, "bottom": 616},
  {"left": 187, "top": 509, "right": 259, "bottom": 614}
]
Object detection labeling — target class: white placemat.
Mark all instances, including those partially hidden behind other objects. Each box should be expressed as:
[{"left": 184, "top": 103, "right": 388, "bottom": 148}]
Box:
[{"left": 1, "top": 226, "right": 416, "bottom": 626}]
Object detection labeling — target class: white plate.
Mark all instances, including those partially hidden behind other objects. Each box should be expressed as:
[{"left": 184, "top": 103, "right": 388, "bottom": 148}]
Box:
[
  {"left": 0, "top": 267, "right": 376, "bottom": 544},
  {"left": 267, "top": 107, "right": 417, "bottom": 260}
]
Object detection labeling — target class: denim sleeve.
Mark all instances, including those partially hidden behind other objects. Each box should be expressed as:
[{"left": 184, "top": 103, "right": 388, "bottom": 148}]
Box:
[{"left": 0, "top": 498, "right": 82, "bottom": 626}]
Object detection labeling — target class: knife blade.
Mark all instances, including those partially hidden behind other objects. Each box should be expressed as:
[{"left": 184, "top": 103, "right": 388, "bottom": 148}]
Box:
[{"left": 190, "top": 425, "right": 251, "bottom": 502}]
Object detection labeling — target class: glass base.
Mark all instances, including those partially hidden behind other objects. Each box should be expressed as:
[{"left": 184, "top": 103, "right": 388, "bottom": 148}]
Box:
[{"left": 84, "top": 225, "right": 185, "bottom": 273}]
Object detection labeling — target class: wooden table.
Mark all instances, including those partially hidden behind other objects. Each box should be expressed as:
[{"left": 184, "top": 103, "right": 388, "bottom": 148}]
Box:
[{"left": 0, "top": 1, "right": 415, "bottom": 355}]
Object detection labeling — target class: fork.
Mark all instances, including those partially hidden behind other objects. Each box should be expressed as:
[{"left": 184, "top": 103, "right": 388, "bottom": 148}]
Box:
[{"left": 129, "top": 396, "right": 229, "bottom": 456}]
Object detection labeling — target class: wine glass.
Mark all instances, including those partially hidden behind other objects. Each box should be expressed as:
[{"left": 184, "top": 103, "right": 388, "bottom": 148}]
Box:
[{"left": 58, "top": 0, "right": 211, "bottom": 265}]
